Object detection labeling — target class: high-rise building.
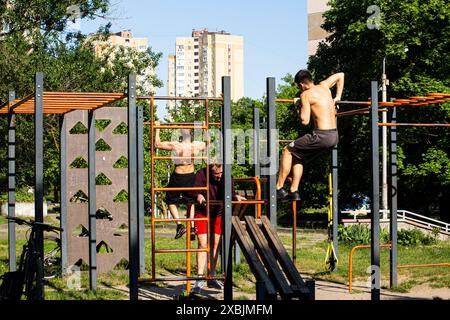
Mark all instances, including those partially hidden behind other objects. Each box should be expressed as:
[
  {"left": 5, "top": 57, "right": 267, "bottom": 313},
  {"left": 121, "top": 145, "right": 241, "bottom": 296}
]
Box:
[
  {"left": 168, "top": 28, "right": 244, "bottom": 104},
  {"left": 307, "top": 0, "right": 330, "bottom": 56},
  {"left": 89, "top": 30, "right": 155, "bottom": 94}
]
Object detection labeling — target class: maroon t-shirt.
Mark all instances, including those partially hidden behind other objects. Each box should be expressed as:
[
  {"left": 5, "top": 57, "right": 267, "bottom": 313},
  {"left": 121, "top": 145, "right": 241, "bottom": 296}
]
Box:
[{"left": 192, "top": 168, "right": 234, "bottom": 217}]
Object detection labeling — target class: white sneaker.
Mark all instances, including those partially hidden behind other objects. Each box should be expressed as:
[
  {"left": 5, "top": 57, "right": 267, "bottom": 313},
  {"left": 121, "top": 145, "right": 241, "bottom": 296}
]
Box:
[{"left": 191, "top": 280, "right": 206, "bottom": 293}]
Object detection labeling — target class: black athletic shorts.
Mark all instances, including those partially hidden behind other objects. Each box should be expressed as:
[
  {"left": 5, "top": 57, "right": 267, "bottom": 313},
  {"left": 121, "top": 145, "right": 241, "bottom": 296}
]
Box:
[
  {"left": 165, "top": 172, "right": 195, "bottom": 205},
  {"left": 286, "top": 129, "right": 339, "bottom": 161}
]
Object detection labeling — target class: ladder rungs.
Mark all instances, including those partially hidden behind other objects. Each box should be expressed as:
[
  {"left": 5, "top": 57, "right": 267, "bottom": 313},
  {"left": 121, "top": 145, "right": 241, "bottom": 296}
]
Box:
[
  {"left": 150, "top": 125, "right": 208, "bottom": 130},
  {"left": 153, "top": 187, "right": 208, "bottom": 192},
  {"left": 153, "top": 218, "right": 209, "bottom": 223},
  {"left": 153, "top": 156, "right": 208, "bottom": 160},
  {"left": 139, "top": 275, "right": 224, "bottom": 283}
]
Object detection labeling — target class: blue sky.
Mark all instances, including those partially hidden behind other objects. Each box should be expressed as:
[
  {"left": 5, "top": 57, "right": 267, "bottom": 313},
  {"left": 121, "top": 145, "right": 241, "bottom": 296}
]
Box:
[{"left": 81, "top": 0, "right": 308, "bottom": 103}]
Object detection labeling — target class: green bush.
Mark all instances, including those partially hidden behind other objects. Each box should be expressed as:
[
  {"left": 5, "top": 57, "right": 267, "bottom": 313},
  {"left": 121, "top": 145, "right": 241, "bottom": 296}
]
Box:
[
  {"left": 0, "top": 188, "right": 46, "bottom": 203},
  {"left": 338, "top": 224, "right": 371, "bottom": 244},
  {"left": 397, "top": 228, "right": 437, "bottom": 246}
]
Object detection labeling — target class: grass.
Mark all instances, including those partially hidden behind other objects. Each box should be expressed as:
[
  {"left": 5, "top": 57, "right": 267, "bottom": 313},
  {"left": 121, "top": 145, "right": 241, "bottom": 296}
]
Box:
[{"left": 1, "top": 223, "right": 450, "bottom": 300}]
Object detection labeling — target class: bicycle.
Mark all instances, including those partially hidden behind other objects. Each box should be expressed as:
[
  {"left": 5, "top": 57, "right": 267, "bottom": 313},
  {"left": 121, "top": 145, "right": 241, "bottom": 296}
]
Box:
[{"left": 0, "top": 217, "right": 63, "bottom": 301}]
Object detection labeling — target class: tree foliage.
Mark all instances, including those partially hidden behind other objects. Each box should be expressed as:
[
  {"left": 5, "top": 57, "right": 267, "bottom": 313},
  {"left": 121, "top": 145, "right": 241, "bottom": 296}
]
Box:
[
  {"left": 0, "top": 0, "right": 162, "bottom": 201},
  {"left": 308, "top": 0, "right": 450, "bottom": 219}
]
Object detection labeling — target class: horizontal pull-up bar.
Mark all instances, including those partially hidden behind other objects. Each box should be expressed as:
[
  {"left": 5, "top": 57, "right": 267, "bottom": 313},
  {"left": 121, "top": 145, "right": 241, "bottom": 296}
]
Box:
[
  {"left": 378, "top": 123, "right": 450, "bottom": 127},
  {"left": 147, "top": 124, "right": 208, "bottom": 129},
  {"left": 152, "top": 156, "right": 209, "bottom": 161},
  {"left": 137, "top": 96, "right": 223, "bottom": 101},
  {"left": 152, "top": 218, "right": 209, "bottom": 223},
  {"left": 337, "top": 107, "right": 389, "bottom": 117},
  {"left": 153, "top": 187, "right": 208, "bottom": 192}
]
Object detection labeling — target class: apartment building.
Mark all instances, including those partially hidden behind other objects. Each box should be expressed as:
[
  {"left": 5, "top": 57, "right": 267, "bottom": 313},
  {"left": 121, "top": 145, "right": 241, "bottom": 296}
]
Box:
[
  {"left": 168, "top": 28, "right": 244, "bottom": 104},
  {"left": 308, "top": 0, "right": 330, "bottom": 56},
  {"left": 90, "top": 30, "right": 154, "bottom": 94}
]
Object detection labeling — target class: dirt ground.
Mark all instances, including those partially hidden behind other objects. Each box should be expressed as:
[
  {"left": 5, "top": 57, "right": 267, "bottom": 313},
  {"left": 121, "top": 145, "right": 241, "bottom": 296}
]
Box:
[{"left": 115, "top": 276, "right": 450, "bottom": 301}]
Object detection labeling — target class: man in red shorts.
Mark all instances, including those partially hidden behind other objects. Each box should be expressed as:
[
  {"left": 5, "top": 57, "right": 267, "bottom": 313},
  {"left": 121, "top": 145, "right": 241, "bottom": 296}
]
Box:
[{"left": 191, "top": 162, "right": 246, "bottom": 292}]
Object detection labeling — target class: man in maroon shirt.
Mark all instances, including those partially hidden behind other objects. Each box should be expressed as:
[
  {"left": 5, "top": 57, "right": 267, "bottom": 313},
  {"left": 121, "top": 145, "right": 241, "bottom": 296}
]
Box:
[{"left": 191, "top": 162, "right": 245, "bottom": 292}]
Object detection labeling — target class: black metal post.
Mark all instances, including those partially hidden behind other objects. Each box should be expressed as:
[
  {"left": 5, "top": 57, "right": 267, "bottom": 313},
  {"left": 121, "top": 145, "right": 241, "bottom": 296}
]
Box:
[
  {"left": 35, "top": 72, "right": 44, "bottom": 299},
  {"left": 88, "top": 109, "right": 97, "bottom": 291},
  {"left": 60, "top": 114, "right": 68, "bottom": 275},
  {"left": 332, "top": 145, "right": 339, "bottom": 266},
  {"left": 128, "top": 74, "right": 139, "bottom": 300},
  {"left": 253, "top": 107, "right": 261, "bottom": 177},
  {"left": 261, "top": 116, "right": 268, "bottom": 217},
  {"left": 8, "top": 91, "right": 16, "bottom": 272},
  {"left": 388, "top": 107, "right": 398, "bottom": 288},
  {"left": 137, "top": 104, "right": 145, "bottom": 276},
  {"left": 222, "top": 76, "right": 233, "bottom": 300},
  {"left": 370, "top": 81, "right": 380, "bottom": 300},
  {"left": 266, "top": 78, "right": 277, "bottom": 227}
]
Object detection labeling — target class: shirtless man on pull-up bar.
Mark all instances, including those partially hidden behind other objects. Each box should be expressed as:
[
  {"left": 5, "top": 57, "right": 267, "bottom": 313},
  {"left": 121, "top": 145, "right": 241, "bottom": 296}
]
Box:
[
  {"left": 276, "top": 70, "right": 344, "bottom": 202},
  {"left": 154, "top": 121, "right": 206, "bottom": 239}
]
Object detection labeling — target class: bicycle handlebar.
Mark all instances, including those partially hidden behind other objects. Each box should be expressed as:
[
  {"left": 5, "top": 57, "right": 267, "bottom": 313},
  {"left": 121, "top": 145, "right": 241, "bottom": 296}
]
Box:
[{"left": 7, "top": 217, "right": 64, "bottom": 233}]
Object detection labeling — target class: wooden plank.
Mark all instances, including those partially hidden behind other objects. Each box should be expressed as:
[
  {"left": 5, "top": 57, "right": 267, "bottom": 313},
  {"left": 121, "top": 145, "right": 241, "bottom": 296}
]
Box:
[
  {"left": 231, "top": 217, "right": 277, "bottom": 298},
  {"left": 245, "top": 216, "right": 294, "bottom": 299},
  {"left": 260, "top": 216, "right": 310, "bottom": 298}
]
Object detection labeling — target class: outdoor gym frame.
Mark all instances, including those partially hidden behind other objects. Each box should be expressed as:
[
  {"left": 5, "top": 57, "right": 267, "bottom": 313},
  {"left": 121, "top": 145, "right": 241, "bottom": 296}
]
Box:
[
  {"left": 273, "top": 82, "right": 450, "bottom": 301},
  {"left": 0, "top": 73, "right": 236, "bottom": 301}
]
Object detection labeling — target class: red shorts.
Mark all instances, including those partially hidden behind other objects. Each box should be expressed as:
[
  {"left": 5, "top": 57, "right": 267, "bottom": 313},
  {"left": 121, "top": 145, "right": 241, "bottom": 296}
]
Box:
[{"left": 194, "top": 213, "right": 222, "bottom": 235}]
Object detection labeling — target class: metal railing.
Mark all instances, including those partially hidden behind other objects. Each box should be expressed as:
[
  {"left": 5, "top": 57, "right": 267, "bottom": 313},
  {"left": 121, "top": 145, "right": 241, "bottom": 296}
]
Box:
[{"left": 341, "top": 209, "right": 450, "bottom": 234}]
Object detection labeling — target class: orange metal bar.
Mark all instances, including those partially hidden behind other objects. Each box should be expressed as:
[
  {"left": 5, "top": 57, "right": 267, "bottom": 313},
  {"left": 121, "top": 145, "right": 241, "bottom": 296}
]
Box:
[
  {"left": 205, "top": 98, "right": 212, "bottom": 278},
  {"left": 153, "top": 187, "right": 208, "bottom": 192},
  {"left": 337, "top": 107, "right": 371, "bottom": 117},
  {"left": 155, "top": 249, "right": 209, "bottom": 254},
  {"left": 379, "top": 123, "right": 450, "bottom": 127},
  {"left": 140, "top": 275, "right": 224, "bottom": 282},
  {"left": 186, "top": 217, "right": 192, "bottom": 293},
  {"left": 153, "top": 218, "right": 209, "bottom": 223},
  {"left": 292, "top": 200, "right": 297, "bottom": 266},
  {"left": 150, "top": 97, "right": 156, "bottom": 280},
  {"left": 137, "top": 96, "right": 223, "bottom": 101},
  {"left": 208, "top": 200, "right": 265, "bottom": 205},
  {"left": 153, "top": 156, "right": 208, "bottom": 161},
  {"left": 398, "top": 263, "right": 450, "bottom": 269},
  {"left": 348, "top": 244, "right": 392, "bottom": 293},
  {"left": 275, "top": 99, "right": 295, "bottom": 103},
  {"left": 152, "top": 125, "right": 208, "bottom": 130}
]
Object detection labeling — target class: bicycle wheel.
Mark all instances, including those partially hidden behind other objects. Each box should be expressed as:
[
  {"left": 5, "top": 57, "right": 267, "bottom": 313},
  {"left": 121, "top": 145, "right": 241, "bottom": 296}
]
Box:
[
  {"left": 24, "top": 255, "right": 44, "bottom": 301},
  {"left": 43, "top": 236, "right": 61, "bottom": 279}
]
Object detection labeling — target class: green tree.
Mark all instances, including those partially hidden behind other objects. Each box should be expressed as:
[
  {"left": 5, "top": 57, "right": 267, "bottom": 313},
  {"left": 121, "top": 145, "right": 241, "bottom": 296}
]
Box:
[
  {"left": 308, "top": 0, "right": 450, "bottom": 220},
  {"left": 0, "top": 1, "right": 162, "bottom": 203}
]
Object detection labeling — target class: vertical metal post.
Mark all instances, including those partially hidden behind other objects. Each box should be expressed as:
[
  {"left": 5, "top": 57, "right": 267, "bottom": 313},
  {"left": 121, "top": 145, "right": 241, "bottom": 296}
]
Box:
[
  {"left": 222, "top": 76, "right": 233, "bottom": 300},
  {"left": 60, "top": 114, "right": 68, "bottom": 275},
  {"left": 88, "top": 109, "right": 97, "bottom": 291},
  {"left": 253, "top": 107, "right": 261, "bottom": 177},
  {"left": 266, "top": 78, "right": 277, "bottom": 227},
  {"left": 137, "top": 104, "right": 145, "bottom": 276},
  {"left": 381, "top": 58, "right": 389, "bottom": 215},
  {"left": 332, "top": 145, "right": 339, "bottom": 266},
  {"left": 261, "top": 116, "right": 268, "bottom": 217},
  {"left": 128, "top": 74, "right": 139, "bottom": 300},
  {"left": 388, "top": 107, "right": 398, "bottom": 288},
  {"left": 370, "top": 81, "right": 380, "bottom": 300},
  {"left": 35, "top": 72, "right": 44, "bottom": 299},
  {"left": 8, "top": 91, "right": 16, "bottom": 272}
]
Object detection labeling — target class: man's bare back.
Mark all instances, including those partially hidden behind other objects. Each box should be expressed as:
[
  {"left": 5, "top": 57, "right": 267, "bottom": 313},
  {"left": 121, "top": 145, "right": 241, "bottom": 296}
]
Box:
[
  {"left": 301, "top": 84, "right": 337, "bottom": 130},
  {"left": 154, "top": 121, "right": 206, "bottom": 174},
  {"left": 298, "top": 72, "right": 344, "bottom": 130},
  {"left": 172, "top": 141, "right": 205, "bottom": 174}
]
